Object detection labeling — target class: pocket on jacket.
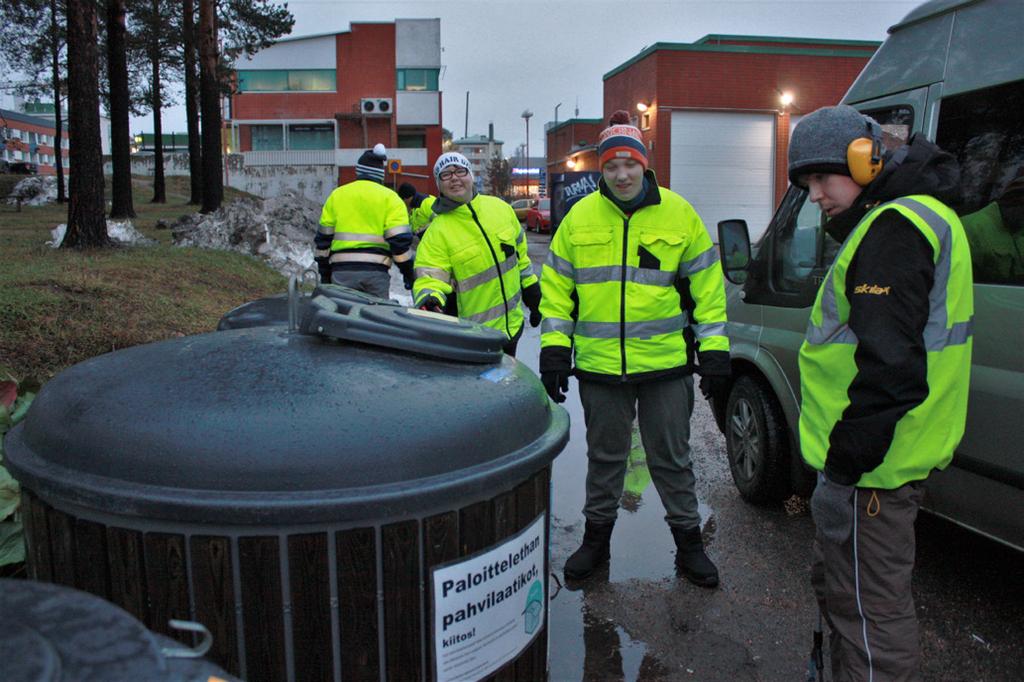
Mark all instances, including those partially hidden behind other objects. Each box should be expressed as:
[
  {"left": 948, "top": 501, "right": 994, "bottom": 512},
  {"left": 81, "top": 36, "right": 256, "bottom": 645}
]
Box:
[
  {"left": 451, "top": 243, "right": 486, "bottom": 280},
  {"left": 639, "top": 230, "right": 687, "bottom": 270},
  {"left": 570, "top": 229, "right": 613, "bottom": 264}
]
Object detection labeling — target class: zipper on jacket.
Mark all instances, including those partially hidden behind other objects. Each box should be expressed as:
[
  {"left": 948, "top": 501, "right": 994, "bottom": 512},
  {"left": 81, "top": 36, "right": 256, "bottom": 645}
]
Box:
[
  {"left": 620, "top": 216, "right": 629, "bottom": 380},
  {"left": 467, "top": 201, "right": 512, "bottom": 339}
]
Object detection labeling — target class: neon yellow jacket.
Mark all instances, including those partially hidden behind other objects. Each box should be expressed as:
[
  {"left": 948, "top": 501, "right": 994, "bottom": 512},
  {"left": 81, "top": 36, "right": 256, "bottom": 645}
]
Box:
[
  {"left": 314, "top": 179, "right": 412, "bottom": 271},
  {"left": 800, "top": 195, "right": 973, "bottom": 488},
  {"left": 411, "top": 195, "right": 437, "bottom": 236},
  {"left": 540, "top": 178, "right": 729, "bottom": 380},
  {"left": 413, "top": 194, "right": 539, "bottom": 339}
]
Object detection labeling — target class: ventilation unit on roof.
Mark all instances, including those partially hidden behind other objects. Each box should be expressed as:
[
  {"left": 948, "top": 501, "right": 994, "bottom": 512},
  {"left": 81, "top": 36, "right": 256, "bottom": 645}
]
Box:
[{"left": 360, "top": 98, "right": 393, "bottom": 116}]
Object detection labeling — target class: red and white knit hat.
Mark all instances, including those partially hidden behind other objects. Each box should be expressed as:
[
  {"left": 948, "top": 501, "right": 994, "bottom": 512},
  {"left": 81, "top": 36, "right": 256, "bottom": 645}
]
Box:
[{"left": 597, "top": 110, "right": 648, "bottom": 169}]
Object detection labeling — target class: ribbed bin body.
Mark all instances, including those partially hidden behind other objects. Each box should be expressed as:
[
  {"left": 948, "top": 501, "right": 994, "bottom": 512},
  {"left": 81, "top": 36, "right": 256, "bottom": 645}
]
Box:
[{"left": 6, "top": 319, "right": 568, "bottom": 681}]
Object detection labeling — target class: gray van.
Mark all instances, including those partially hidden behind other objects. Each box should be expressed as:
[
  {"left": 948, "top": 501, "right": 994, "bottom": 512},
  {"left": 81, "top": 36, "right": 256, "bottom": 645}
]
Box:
[{"left": 713, "top": 0, "right": 1024, "bottom": 551}]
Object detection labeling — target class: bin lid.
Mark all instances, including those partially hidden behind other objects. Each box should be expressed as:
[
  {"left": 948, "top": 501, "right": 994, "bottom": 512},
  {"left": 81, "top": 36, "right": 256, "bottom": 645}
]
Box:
[
  {"left": 0, "top": 579, "right": 234, "bottom": 681},
  {"left": 5, "top": 298, "right": 568, "bottom": 524}
]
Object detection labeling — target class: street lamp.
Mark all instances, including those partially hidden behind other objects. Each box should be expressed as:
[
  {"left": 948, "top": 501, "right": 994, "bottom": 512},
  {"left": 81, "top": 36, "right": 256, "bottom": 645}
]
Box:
[{"left": 522, "top": 109, "right": 533, "bottom": 198}]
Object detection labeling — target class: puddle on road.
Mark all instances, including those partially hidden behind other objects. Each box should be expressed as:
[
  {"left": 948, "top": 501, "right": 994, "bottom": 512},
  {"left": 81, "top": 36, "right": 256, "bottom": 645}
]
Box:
[
  {"left": 516, "top": 321, "right": 717, "bottom": 679},
  {"left": 549, "top": 584, "right": 663, "bottom": 681}
]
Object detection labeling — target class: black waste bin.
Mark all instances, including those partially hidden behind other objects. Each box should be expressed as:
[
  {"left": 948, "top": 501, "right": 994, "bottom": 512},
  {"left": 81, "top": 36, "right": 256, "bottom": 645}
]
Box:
[
  {"left": 4, "top": 289, "right": 569, "bottom": 681},
  {"left": 0, "top": 578, "right": 235, "bottom": 681}
]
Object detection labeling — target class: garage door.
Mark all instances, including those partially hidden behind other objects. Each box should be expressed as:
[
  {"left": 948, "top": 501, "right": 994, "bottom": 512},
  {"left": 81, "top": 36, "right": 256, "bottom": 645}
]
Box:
[{"left": 669, "top": 111, "right": 775, "bottom": 242}]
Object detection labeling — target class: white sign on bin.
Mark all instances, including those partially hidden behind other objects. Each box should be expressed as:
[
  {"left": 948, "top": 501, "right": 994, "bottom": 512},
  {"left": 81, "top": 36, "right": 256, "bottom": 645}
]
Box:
[{"left": 432, "top": 513, "right": 546, "bottom": 681}]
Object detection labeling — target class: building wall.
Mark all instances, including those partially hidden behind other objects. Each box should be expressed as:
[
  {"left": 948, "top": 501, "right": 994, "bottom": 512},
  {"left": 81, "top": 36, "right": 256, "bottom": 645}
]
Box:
[
  {"left": 603, "top": 46, "right": 873, "bottom": 201},
  {"left": 2, "top": 109, "right": 70, "bottom": 175},
  {"left": 230, "top": 21, "right": 442, "bottom": 193},
  {"left": 545, "top": 119, "right": 603, "bottom": 174}
]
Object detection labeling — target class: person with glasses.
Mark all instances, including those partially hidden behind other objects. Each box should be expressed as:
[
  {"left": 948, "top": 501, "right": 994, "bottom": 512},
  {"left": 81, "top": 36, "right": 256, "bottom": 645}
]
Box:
[
  {"left": 412, "top": 152, "right": 542, "bottom": 356},
  {"left": 314, "top": 144, "right": 414, "bottom": 298}
]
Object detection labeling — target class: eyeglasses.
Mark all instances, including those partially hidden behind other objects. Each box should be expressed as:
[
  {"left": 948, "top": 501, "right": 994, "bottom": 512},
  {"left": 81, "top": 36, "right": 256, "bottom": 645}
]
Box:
[{"left": 439, "top": 167, "right": 470, "bottom": 181}]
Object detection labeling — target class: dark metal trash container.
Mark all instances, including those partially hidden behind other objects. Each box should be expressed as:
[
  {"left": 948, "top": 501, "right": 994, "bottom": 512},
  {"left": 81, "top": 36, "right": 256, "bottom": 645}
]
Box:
[
  {"left": 0, "top": 578, "right": 234, "bottom": 681},
  {"left": 4, "top": 288, "right": 569, "bottom": 681}
]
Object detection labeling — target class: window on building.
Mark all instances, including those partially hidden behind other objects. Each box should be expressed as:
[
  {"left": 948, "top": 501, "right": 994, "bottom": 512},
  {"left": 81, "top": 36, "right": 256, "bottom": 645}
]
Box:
[
  {"left": 288, "top": 124, "right": 334, "bottom": 150},
  {"left": 938, "top": 79, "right": 1024, "bottom": 286},
  {"left": 237, "top": 69, "right": 336, "bottom": 92},
  {"left": 251, "top": 124, "right": 284, "bottom": 150},
  {"left": 396, "top": 69, "right": 439, "bottom": 91},
  {"left": 397, "top": 130, "right": 426, "bottom": 148}
]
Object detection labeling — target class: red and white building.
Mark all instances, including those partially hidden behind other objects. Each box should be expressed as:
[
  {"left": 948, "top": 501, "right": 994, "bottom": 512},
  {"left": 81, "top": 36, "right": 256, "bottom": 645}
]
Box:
[
  {"left": 1, "top": 107, "right": 70, "bottom": 175},
  {"left": 548, "top": 35, "right": 879, "bottom": 237},
  {"left": 229, "top": 19, "right": 443, "bottom": 197}
]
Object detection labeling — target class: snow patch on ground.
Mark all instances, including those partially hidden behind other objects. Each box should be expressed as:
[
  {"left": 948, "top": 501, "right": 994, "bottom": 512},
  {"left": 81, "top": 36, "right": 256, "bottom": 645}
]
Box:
[
  {"left": 170, "top": 190, "right": 319, "bottom": 279},
  {"left": 7, "top": 176, "right": 58, "bottom": 206},
  {"left": 47, "top": 220, "right": 159, "bottom": 248}
]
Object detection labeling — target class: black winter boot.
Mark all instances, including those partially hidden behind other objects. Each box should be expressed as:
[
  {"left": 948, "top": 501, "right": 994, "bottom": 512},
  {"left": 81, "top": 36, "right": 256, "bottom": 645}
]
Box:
[
  {"left": 564, "top": 520, "right": 614, "bottom": 580},
  {"left": 671, "top": 526, "right": 720, "bottom": 588}
]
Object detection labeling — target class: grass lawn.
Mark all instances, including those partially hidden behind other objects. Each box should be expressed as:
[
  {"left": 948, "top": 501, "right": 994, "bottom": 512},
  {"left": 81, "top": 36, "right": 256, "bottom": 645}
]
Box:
[{"left": 0, "top": 174, "right": 287, "bottom": 381}]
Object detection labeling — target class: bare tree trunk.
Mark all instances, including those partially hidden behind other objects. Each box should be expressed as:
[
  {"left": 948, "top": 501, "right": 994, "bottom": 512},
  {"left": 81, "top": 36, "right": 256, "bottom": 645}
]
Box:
[
  {"left": 149, "top": 0, "right": 166, "bottom": 204},
  {"left": 183, "top": 0, "right": 202, "bottom": 205},
  {"left": 199, "top": 0, "right": 222, "bottom": 213},
  {"left": 107, "top": 0, "right": 135, "bottom": 218},
  {"left": 50, "top": 0, "right": 66, "bottom": 203},
  {"left": 64, "top": 0, "right": 108, "bottom": 248}
]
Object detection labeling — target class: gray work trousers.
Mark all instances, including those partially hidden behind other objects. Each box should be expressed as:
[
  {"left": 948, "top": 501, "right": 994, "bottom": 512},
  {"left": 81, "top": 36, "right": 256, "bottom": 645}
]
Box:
[
  {"left": 331, "top": 268, "right": 391, "bottom": 300},
  {"left": 578, "top": 376, "right": 700, "bottom": 529},
  {"left": 811, "top": 481, "right": 925, "bottom": 682}
]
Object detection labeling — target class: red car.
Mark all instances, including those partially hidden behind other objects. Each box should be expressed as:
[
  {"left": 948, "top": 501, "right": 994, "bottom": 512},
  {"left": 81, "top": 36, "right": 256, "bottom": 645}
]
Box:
[{"left": 525, "top": 198, "right": 551, "bottom": 233}]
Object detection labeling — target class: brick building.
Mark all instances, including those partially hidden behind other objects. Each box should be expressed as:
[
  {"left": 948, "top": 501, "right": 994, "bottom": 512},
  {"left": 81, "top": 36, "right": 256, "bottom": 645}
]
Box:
[
  {"left": 548, "top": 35, "right": 878, "bottom": 236},
  {"left": 1, "top": 108, "right": 70, "bottom": 174},
  {"left": 229, "top": 19, "right": 443, "bottom": 195}
]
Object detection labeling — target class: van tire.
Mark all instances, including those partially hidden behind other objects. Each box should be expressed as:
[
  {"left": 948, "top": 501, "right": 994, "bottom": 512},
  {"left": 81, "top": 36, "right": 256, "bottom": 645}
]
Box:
[{"left": 724, "top": 375, "right": 791, "bottom": 504}]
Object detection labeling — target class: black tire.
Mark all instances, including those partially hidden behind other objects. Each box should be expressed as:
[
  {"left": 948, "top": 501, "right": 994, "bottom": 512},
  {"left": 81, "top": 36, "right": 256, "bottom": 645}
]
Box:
[{"left": 724, "top": 374, "right": 792, "bottom": 504}]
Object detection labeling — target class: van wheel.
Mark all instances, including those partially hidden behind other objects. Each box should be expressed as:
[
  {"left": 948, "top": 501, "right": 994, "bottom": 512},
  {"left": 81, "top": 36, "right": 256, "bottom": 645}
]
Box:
[{"left": 725, "top": 375, "right": 791, "bottom": 504}]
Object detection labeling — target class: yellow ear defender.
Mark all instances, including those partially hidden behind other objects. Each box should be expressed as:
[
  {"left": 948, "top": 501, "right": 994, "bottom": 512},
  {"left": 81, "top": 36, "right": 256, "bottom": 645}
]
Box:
[{"left": 847, "top": 118, "right": 884, "bottom": 186}]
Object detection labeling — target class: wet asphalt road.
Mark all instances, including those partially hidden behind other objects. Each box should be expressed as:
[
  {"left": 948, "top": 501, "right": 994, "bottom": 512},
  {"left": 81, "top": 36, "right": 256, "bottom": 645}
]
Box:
[{"left": 520, "top": 230, "right": 1024, "bottom": 682}]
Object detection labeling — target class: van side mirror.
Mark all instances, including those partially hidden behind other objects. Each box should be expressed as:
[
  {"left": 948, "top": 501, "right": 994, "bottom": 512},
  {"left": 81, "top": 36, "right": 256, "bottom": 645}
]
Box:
[{"left": 717, "top": 219, "right": 752, "bottom": 285}]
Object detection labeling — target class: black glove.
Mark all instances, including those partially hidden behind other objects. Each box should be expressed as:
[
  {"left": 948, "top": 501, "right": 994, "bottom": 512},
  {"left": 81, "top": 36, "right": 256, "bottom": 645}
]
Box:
[
  {"left": 541, "top": 370, "right": 569, "bottom": 403},
  {"left": 317, "top": 262, "right": 332, "bottom": 285},
  {"left": 398, "top": 261, "right": 415, "bottom": 291},
  {"left": 698, "top": 374, "right": 730, "bottom": 403},
  {"left": 539, "top": 345, "right": 573, "bottom": 403},
  {"left": 418, "top": 296, "right": 443, "bottom": 313},
  {"left": 529, "top": 307, "right": 542, "bottom": 328}
]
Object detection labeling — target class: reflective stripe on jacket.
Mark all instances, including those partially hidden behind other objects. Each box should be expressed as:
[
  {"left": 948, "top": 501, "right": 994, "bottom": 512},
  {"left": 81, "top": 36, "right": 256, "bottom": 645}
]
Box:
[
  {"left": 539, "top": 184, "right": 729, "bottom": 378},
  {"left": 799, "top": 195, "right": 974, "bottom": 488},
  {"left": 412, "top": 194, "right": 538, "bottom": 338},
  {"left": 315, "top": 179, "right": 412, "bottom": 267}
]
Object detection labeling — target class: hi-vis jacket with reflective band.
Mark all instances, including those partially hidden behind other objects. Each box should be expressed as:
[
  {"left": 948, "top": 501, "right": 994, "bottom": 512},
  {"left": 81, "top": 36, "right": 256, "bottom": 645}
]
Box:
[
  {"left": 799, "top": 195, "right": 973, "bottom": 489},
  {"left": 315, "top": 179, "right": 412, "bottom": 268},
  {"left": 413, "top": 194, "right": 538, "bottom": 338},
  {"left": 411, "top": 195, "right": 437, "bottom": 235},
  {"left": 539, "top": 185, "right": 729, "bottom": 378}
]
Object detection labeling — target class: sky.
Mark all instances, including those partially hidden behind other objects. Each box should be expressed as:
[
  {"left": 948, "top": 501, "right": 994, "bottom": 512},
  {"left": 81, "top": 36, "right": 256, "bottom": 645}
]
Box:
[{"left": 131, "top": 0, "right": 923, "bottom": 156}]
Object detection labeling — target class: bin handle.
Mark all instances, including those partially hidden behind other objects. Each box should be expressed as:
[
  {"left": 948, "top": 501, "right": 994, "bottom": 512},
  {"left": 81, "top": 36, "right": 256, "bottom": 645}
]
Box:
[
  {"left": 161, "top": 619, "right": 213, "bottom": 659},
  {"left": 288, "top": 268, "right": 320, "bottom": 332}
]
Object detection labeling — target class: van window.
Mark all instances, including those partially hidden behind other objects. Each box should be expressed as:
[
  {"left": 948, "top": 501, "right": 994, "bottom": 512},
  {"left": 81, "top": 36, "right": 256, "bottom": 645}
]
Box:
[
  {"left": 770, "top": 105, "right": 914, "bottom": 294},
  {"left": 937, "top": 80, "right": 1024, "bottom": 286}
]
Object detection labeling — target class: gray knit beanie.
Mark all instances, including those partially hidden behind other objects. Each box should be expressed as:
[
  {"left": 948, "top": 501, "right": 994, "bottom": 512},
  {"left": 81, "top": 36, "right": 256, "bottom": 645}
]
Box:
[{"left": 788, "top": 105, "right": 879, "bottom": 188}]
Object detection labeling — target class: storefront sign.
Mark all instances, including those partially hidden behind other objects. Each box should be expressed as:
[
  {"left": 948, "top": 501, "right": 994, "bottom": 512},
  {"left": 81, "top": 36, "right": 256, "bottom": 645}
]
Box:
[{"left": 432, "top": 513, "right": 546, "bottom": 681}]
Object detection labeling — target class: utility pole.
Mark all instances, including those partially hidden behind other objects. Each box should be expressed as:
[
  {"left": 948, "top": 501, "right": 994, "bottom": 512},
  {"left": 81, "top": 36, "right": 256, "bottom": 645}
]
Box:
[
  {"left": 464, "top": 91, "right": 469, "bottom": 139},
  {"left": 521, "top": 110, "right": 533, "bottom": 198}
]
